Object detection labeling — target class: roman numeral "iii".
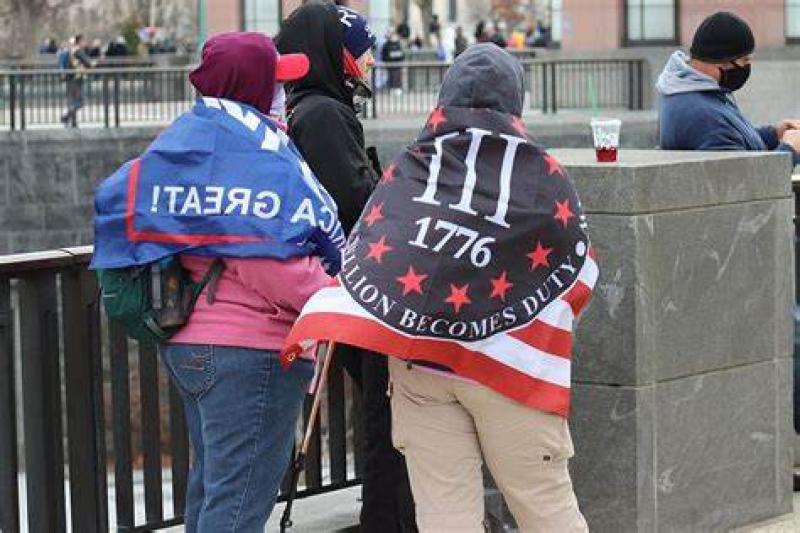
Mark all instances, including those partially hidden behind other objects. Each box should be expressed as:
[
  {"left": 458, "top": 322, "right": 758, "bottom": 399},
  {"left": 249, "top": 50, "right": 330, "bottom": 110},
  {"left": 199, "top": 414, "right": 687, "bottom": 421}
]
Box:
[{"left": 413, "top": 128, "right": 526, "bottom": 229}]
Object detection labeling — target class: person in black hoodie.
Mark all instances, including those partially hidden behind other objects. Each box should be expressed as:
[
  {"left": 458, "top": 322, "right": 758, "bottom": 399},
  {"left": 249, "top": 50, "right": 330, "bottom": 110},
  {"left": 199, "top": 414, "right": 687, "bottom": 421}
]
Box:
[{"left": 276, "top": 4, "right": 417, "bottom": 532}]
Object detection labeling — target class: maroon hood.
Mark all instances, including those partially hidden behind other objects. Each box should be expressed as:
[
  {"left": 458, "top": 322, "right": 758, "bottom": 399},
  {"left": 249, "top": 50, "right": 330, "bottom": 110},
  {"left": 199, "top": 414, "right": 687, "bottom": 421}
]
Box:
[{"left": 190, "top": 32, "right": 279, "bottom": 116}]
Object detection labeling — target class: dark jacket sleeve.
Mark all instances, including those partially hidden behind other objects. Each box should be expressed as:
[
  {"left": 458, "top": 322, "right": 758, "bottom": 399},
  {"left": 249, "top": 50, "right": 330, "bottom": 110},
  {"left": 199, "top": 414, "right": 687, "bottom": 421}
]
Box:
[
  {"left": 756, "top": 126, "right": 780, "bottom": 150},
  {"left": 290, "top": 100, "right": 378, "bottom": 234},
  {"left": 693, "top": 113, "right": 750, "bottom": 152},
  {"left": 697, "top": 115, "right": 799, "bottom": 165}
]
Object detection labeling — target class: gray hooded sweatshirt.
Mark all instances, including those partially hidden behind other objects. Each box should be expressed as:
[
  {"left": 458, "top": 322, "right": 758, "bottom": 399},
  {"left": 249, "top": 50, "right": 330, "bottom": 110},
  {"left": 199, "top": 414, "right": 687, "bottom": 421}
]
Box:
[{"left": 437, "top": 43, "right": 525, "bottom": 115}]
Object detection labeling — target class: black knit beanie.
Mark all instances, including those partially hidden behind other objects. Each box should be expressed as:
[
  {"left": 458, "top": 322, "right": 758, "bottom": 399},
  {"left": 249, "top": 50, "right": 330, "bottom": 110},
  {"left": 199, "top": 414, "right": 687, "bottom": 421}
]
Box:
[{"left": 690, "top": 11, "right": 754, "bottom": 63}]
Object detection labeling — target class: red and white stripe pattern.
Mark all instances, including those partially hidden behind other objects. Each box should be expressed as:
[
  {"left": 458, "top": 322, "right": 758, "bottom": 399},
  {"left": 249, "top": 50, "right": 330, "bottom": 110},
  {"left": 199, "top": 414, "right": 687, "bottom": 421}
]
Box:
[{"left": 284, "top": 248, "right": 599, "bottom": 417}]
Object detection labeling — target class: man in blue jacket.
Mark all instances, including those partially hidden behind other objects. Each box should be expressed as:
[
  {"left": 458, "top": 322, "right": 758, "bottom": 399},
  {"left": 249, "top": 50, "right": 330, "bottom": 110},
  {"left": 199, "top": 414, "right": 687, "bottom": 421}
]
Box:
[{"left": 657, "top": 11, "right": 800, "bottom": 166}]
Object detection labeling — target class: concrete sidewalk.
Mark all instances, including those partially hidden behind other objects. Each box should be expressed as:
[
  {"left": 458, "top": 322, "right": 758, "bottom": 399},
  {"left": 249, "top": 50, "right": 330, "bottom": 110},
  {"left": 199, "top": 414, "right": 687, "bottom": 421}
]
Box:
[
  {"left": 267, "top": 486, "right": 361, "bottom": 532},
  {"left": 268, "top": 488, "right": 798, "bottom": 532}
]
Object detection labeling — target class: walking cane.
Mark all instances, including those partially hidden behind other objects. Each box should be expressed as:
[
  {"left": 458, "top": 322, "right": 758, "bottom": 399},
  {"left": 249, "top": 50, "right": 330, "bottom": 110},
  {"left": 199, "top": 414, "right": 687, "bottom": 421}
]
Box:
[{"left": 280, "top": 340, "right": 338, "bottom": 533}]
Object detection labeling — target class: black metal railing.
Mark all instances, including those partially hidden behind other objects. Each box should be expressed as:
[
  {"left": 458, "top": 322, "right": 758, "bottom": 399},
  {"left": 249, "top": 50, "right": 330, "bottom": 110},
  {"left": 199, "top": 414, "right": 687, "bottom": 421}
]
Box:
[
  {"left": 0, "top": 247, "right": 363, "bottom": 533},
  {"left": 365, "top": 58, "right": 647, "bottom": 119},
  {"left": 0, "top": 67, "right": 194, "bottom": 130},
  {"left": 0, "top": 57, "right": 160, "bottom": 70},
  {"left": 0, "top": 58, "right": 647, "bottom": 130}
]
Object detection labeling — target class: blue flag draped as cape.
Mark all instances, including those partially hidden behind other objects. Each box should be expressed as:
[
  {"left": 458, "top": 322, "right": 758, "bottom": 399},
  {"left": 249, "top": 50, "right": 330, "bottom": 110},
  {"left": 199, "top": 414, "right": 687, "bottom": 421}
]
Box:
[{"left": 91, "top": 97, "right": 346, "bottom": 274}]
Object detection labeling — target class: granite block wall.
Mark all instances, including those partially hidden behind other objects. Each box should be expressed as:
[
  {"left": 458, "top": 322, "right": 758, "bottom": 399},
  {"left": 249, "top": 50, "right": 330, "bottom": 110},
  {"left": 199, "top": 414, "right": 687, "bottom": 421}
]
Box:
[
  {"left": 0, "top": 128, "right": 159, "bottom": 254},
  {"left": 566, "top": 151, "right": 793, "bottom": 531},
  {"left": 486, "top": 150, "right": 794, "bottom": 532}
]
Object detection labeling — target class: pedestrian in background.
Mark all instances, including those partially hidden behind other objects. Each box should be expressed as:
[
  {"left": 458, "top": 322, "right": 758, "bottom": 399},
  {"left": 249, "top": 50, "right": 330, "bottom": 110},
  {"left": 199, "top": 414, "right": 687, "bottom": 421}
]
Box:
[
  {"left": 429, "top": 13, "right": 441, "bottom": 47},
  {"left": 105, "top": 36, "right": 129, "bottom": 57},
  {"left": 60, "top": 34, "right": 94, "bottom": 128},
  {"left": 382, "top": 30, "right": 405, "bottom": 93},
  {"left": 39, "top": 37, "right": 58, "bottom": 54},
  {"left": 474, "top": 20, "right": 487, "bottom": 42},
  {"left": 396, "top": 19, "right": 411, "bottom": 43},
  {"left": 88, "top": 38, "right": 103, "bottom": 58},
  {"left": 278, "top": 4, "right": 418, "bottom": 531},
  {"left": 489, "top": 21, "right": 508, "bottom": 48},
  {"left": 454, "top": 26, "right": 469, "bottom": 57}
]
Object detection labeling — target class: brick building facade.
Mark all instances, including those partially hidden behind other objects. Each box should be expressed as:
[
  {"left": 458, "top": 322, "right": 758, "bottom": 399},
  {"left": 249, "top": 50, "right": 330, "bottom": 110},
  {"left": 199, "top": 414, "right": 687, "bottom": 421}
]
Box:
[
  {"left": 206, "top": 1, "right": 800, "bottom": 52},
  {"left": 562, "top": 0, "right": 797, "bottom": 51}
]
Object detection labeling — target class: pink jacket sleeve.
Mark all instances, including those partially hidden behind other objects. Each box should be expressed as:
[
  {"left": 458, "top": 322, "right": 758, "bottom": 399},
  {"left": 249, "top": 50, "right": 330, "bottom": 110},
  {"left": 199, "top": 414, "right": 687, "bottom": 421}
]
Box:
[{"left": 230, "top": 256, "right": 332, "bottom": 315}]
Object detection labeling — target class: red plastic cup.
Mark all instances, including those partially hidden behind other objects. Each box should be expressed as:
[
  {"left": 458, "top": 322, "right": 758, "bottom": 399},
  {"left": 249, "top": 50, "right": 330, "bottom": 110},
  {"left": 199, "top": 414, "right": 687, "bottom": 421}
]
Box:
[
  {"left": 595, "top": 147, "right": 618, "bottom": 162},
  {"left": 591, "top": 118, "right": 621, "bottom": 163}
]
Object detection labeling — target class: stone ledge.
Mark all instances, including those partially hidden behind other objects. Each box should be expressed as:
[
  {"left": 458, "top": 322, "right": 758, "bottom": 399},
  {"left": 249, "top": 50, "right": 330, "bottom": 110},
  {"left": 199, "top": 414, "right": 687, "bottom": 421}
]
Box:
[{"left": 555, "top": 149, "right": 793, "bottom": 214}]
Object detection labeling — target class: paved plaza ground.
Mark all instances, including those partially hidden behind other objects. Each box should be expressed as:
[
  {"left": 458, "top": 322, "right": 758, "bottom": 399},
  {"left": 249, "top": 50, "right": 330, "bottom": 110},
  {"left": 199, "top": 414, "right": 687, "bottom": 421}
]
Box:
[
  {"left": 276, "top": 487, "right": 800, "bottom": 532},
  {"left": 267, "top": 489, "right": 800, "bottom": 532}
]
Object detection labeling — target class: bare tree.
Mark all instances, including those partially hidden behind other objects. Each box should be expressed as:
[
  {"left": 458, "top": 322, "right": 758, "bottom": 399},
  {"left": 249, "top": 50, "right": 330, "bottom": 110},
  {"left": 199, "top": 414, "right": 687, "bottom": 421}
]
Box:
[
  {"left": 0, "top": 0, "right": 196, "bottom": 59},
  {"left": 1, "top": 0, "right": 71, "bottom": 57}
]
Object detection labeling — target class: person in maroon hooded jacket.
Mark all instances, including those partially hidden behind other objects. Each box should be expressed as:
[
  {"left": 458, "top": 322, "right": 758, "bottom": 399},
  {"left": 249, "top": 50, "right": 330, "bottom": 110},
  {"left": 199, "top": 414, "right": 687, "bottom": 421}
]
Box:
[{"left": 160, "top": 33, "right": 329, "bottom": 533}]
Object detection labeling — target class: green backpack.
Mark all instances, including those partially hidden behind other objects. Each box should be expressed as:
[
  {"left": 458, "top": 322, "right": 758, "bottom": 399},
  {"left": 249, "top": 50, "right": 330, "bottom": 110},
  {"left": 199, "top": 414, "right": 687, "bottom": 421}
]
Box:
[{"left": 97, "top": 257, "right": 224, "bottom": 345}]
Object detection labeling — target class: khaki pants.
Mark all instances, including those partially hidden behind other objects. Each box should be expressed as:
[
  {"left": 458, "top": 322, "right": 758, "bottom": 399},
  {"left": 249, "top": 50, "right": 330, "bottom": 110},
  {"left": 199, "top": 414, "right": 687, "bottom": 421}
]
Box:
[{"left": 389, "top": 358, "right": 588, "bottom": 533}]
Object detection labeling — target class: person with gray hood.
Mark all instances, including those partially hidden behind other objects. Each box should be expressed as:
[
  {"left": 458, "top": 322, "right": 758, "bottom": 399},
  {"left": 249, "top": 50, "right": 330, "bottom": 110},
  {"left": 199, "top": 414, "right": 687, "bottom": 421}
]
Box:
[
  {"left": 373, "top": 43, "right": 591, "bottom": 532},
  {"left": 657, "top": 11, "right": 800, "bottom": 165}
]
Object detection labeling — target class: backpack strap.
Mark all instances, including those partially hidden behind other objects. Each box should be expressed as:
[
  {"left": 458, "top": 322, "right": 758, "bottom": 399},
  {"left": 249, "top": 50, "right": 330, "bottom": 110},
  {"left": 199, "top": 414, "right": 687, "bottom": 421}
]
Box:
[{"left": 195, "top": 258, "right": 225, "bottom": 305}]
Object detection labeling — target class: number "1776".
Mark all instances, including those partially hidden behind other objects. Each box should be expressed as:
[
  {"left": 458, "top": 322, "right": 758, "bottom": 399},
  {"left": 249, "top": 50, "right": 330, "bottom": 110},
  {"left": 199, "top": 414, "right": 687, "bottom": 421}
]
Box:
[{"left": 409, "top": 217, "right": 495, "bottom": 268}]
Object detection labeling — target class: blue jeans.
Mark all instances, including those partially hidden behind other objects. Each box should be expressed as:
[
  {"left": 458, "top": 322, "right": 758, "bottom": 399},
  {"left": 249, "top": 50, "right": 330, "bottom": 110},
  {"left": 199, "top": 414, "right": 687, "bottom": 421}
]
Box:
[{"left": 161, "top": 344, "right": 313, "bottom": 533}]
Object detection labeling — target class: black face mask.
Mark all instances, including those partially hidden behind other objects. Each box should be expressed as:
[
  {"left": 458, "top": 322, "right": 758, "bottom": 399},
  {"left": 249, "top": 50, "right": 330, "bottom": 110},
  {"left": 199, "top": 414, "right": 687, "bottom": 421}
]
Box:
[{"left": 718, "top": 63, "right": 751, "bottom": 92}]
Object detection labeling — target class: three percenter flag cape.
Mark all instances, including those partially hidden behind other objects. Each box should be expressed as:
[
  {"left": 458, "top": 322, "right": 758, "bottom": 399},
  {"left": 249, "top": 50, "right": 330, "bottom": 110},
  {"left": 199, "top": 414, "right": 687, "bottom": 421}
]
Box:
[{"left": 284, "top": 106, "right": 599, "bottom": 416}]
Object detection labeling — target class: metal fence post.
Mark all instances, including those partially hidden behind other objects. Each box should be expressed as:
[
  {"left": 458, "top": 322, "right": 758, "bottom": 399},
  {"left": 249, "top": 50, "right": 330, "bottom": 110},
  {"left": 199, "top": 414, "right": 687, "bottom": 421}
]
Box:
[
  {"left": 541, "top": 63, "right": 548, "bottom": 114},
  {"left": 0, "top": 277, "right": 19, "bottom": 533},
  {"left": 637, "top": 60, "right": 645, "bottom": 110},
  {"left": 113, "top": 76, "right": 120, "bottom": 128},
  {"left": 139, "top": 342, "right": 164, "bottom": 524},
  {"left": 550, "top": 62, "right": 558, "bottom": 114},
  {"left": 62, "top": 268, "right": 106, "bottom": 533},
  {"left": 18, "top": 272, "right": 66, "bottom": 533},
  {"left": 102, "top": 75, "right": 110, "bottom": 128},
  {"left": 627, "top": 61, "right": 635, "bottom": 111},
  {"left": 109, "top": 323, "right": 134, "bottom": 530},
  {"left": 18, "top": 75, "right": 26, "bottom": 130},
  {"left": 9, "top": 74, "right": 16, "bottom": 131}
]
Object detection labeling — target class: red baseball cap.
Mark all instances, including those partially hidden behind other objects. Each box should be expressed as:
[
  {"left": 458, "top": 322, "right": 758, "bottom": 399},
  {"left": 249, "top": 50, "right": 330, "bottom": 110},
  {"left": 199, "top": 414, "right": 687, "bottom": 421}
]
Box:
[{"left": 276, "top": 53, "right": 310, "bottom": 81}]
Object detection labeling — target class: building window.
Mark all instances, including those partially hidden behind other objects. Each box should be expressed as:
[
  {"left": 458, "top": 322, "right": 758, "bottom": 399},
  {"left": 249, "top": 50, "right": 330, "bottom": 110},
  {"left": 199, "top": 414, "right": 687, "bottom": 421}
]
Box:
[
  {"left": 243, "top": 0, "right": 281, "bottom": 36},
  {"left": 788, "top": 0, "right": 800, "bottom": 42},
  {"left": 624, "top": 0, "right": 678, "bottom": 46},
  {"left": 449, "top": 0, "right": 457, "bottom": 23}
]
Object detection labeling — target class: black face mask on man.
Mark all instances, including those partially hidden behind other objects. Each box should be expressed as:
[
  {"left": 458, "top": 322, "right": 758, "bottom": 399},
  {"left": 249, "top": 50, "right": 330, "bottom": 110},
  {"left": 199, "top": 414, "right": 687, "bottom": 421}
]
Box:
[{"left": 718, "top": 63, "right": 751, "bottom": 92}]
